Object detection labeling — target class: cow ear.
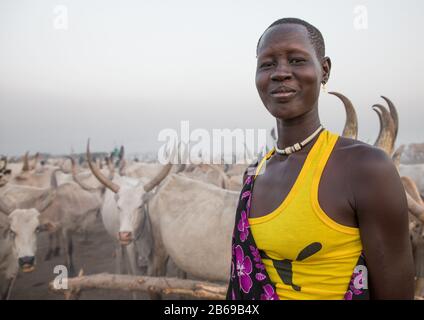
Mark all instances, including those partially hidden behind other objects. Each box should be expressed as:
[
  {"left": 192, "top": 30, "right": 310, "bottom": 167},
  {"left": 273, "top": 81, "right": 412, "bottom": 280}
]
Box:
[{"left": 38, "top": 222, "right": 55, "bottom": 233}]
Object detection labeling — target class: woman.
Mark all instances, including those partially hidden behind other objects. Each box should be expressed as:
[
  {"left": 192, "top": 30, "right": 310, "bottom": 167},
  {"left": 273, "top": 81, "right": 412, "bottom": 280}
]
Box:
[{"left": 227, "top": 18, "right": 415, "bottom": 300}]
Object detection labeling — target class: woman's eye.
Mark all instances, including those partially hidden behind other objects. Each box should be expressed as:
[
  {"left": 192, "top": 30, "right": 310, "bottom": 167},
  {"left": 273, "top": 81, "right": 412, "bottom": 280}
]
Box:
[
  {"left": 290, "top": 58, "right": 306, "bottom": 65},
  {"left": 259, "top": 62, "right": 273, "bottom": 68}
]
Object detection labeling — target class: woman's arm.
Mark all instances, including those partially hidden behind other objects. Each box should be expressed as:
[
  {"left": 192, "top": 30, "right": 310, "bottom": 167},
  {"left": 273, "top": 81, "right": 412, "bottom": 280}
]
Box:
[{"left": 351, "top": 146, "right": 415, "bottom": 299}]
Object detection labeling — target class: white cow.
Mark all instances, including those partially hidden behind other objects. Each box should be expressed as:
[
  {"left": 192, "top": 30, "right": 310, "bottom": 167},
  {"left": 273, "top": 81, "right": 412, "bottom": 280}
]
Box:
[
  {"left": 86, "top": 141, "right": 175, "bottom": 295},
  {"left": 149, "top": 173, "right": 239, "bottom": 282},
  {"left": 0, "top": 207, "right": 50, "bottom": 300},
  {"left": 0, "top": 169, "right": 101, "bottom": 275}
]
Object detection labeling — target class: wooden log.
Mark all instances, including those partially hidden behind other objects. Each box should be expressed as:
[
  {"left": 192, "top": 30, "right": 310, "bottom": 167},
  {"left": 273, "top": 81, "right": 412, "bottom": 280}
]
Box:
[{"left": 48, "top": 273, "right": 227, "bottom": 300}]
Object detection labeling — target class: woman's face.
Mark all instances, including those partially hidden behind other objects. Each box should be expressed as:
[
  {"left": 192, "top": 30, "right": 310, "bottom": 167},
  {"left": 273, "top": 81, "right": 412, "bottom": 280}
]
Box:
[{"left": 255, "top": 23, "right": 330, "bottom": 120}]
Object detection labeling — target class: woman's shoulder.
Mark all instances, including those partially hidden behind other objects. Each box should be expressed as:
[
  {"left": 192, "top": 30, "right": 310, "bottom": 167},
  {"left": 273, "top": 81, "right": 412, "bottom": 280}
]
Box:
[
  {"left": 335, "top": 136, "right": 390, "bottom": 159},
  {"left": 334, "top": 135, "right": 397, "bottom": 179}
]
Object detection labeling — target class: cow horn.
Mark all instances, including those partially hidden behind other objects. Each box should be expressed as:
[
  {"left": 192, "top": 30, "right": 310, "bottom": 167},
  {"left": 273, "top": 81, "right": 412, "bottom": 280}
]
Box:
[
  {"left": 66, "top": 156, "right": 99, "bottom": 192},
  {"left": 86, "top": 139, "right": 120, "bottom": 193},
  {"left": 143, "top": 145, "right": 177, "bottom": 193},
  {"left": 392, "top": 144, "right": 405, "bottom": 170},
  {"left": 31, "top": 152, "right": 40, "bottom": 170},
  {"left": 328, "top": 92, "right": 358, "bottom": 139},
  {"left": 22, "top": 152, "right": 30, "bottom": 172},
  {"left": 119, "top": 158, "right": 127, "bottom": 176},
  {"left": 50, "top": 168, "right": 62, "bottom": 189},
  {"left": 372, "top": 104, "right": 395, "bottom": 155},
  {"left": 143, "top": 163, "right": 173, "bottom": 193},
  {"left": 119, "top": 145, "right": 125, "bottom": 162},
  {"left": 381, "top": 96, "right": 399, "bottom": 141}
]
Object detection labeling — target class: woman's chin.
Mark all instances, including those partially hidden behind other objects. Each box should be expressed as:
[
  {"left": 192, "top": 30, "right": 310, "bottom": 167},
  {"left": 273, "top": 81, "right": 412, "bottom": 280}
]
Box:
[{"left": 267, "top": 106, "right": 297, "bottom": 120}]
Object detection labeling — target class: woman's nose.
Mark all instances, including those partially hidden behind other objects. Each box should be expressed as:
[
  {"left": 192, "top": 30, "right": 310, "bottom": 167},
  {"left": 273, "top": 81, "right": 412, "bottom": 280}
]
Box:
[{"left": 270, "top": 63, "right": 292, "bottom": 81}]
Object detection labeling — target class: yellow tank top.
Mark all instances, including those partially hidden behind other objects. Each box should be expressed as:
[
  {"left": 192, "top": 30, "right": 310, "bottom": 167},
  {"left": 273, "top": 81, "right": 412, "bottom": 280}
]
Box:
[{"left": 248, "top": 129, "right": 362, "bottom": 300}]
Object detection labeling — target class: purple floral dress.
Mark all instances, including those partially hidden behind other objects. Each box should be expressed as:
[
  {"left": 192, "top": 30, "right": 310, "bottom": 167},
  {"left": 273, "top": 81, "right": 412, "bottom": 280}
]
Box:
[
  {"left": 226, "top": 163, "right": 369, "bottom": 300},
  {"left": 226, "top": 163, "right": 280, "bottom": 300}
]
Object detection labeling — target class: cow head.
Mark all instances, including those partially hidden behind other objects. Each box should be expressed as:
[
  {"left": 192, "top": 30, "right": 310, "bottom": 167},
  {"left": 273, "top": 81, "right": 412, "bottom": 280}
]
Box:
[
  {"left": 8, "top": 209, "right": 41, "bottom": 272},
  {"left": 112, "top": 184, "right": 148, "bottom": 245},
  {"left": 0, "top": 191, "right": 55, "bottom": 273},
  {"left": 87, "top": 139, "right": 174, "bottom": 245},
  {"left": 7, "top": 209, "right": 53, "bottom": 273}
]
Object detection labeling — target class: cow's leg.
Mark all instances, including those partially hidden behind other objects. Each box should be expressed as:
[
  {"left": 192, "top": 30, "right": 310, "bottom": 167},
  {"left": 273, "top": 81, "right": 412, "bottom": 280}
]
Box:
[
  {"left": 115, "top": 244, "right": 123, "bottom": 274},
  {"left": 125, "top": 243, "right": 139, "bottom": 299},
  {"left": 146, "top": 252, "right": 168, "bottom": 300},
  {"left": 53, "top": 231, "right": 61, "bottom": 257},
  {"left": 3, "top": 276, "right": 17, "bottom": 300},
  {"left": 177, "top": 269, "right": 187, "bottom": 280},
  {"left": 44, "top": 233, "right": 54, "bottom": 261},
  {"left": 63, "top": 230, "right": 75, "bottom": 277},
  {"left": 126, "top": 243, "right": 138, "bottom": 276}
]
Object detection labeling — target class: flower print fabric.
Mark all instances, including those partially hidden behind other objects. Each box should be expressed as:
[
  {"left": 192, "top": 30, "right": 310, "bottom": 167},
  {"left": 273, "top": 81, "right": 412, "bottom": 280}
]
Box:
[{"left": 226, "top": 163, "right": 280, "bottom": 300}]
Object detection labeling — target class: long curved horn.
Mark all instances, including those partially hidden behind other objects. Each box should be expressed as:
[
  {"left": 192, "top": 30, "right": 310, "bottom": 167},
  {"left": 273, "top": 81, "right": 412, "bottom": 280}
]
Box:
[
  {"left": 22, "top": 152, "right": 30, "bottom": 172},
  {"left": 143, "top": 163, "right": 173, "bottom": 192},
  {"left": 119, "top": 146, "right": 125, "bottom": 162},
  {"left": 392, "top": 144, "right": 405, "bottom": 170},
  {"left": 143, "top": 145, "right": 177, "bottom": 192},
  {"left": 31, "top": 152, "right": 40, "bottom": 170},
  {"left": 381, "top": 96, "right": 399, "bottom": 141},
  {"left": 86, "top": 140, "right": 120, "bottom": 193},
  {"left": 50, "top": 168, "right": 62, "bottom": 189},
  {"left": 119, "top": 158, "right": 127, "bottom": 176},
  {"left": 328, "top": 92, "right": 358, "bottom": 139},
  {"left": 372, "top": 104, "right": 395, "bottom": 155},
  {"left": 66, "top": 156, "right": 100, "bottom": 192}
]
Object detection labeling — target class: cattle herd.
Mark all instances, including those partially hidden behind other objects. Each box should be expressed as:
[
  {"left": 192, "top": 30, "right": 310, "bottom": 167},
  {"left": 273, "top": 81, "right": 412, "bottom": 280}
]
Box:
[{"left": 1, "top": 92, "right": 424, "bottom": 299}]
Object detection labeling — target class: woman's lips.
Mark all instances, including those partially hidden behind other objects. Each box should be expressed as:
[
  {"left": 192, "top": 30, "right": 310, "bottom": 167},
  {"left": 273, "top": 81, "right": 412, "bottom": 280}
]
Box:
[{"left": 270, "top": 90, "right": 297, "bottom": 100}]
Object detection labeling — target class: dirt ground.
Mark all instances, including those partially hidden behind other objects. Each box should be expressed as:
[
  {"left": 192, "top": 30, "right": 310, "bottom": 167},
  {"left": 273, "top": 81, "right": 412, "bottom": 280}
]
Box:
[{"left": 10, "top": 217, "right": 181, "bottom": 300}]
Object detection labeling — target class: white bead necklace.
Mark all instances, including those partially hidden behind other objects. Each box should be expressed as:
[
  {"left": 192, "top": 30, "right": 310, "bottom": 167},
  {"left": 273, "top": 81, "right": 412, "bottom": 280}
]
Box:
[{"left": 274, "top": 125, "right": 324, "bottom": 155}]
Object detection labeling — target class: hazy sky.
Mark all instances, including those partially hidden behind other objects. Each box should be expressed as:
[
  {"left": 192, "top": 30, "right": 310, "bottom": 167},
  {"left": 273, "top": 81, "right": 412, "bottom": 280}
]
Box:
[{"left": 0, "top": 0, "right": 423, "bottom": 156}]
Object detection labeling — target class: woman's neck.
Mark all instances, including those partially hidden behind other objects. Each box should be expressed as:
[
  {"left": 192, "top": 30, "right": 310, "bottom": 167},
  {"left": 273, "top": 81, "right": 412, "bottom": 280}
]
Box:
[{"left": 275, "top": 108, "right": 322, "bottom": 149}]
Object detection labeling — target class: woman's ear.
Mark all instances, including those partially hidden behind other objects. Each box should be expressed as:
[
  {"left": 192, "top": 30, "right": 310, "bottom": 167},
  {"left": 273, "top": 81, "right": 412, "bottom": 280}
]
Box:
[{"left": 322, "top": 56, "right": 332, "bottom": 83}]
